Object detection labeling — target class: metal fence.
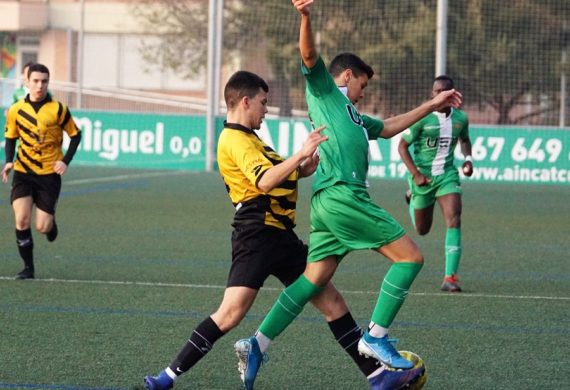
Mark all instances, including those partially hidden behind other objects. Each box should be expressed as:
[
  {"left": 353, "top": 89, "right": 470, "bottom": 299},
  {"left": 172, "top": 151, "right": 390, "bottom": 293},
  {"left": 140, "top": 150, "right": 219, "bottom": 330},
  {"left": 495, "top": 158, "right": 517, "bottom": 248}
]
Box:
[{"left": 1, "top": 0, "right": 569, "bottom": 127}]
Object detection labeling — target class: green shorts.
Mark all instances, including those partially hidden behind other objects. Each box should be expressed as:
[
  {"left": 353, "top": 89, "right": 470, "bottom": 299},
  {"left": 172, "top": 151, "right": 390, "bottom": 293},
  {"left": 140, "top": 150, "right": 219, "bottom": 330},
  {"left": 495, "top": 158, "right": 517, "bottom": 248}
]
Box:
[
  {"left": 408, "top": 168, "right": 462, "bottom": 210},
  {"left": 308, "top": 184, "right": 405, "bottom": 263}
]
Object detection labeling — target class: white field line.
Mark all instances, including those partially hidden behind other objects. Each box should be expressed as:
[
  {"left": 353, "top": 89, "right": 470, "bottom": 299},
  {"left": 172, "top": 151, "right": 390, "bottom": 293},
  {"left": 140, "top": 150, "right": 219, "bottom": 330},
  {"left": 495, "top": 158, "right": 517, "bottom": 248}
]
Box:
[
  {"left": 65, "top": 170, "right": 193, "bottom": 186},
  {"left": 12, "top": 172, "right": 569, "bottom": 302},
  {"left": 0, "top": 276, "right": 568, "bottom": 301}
]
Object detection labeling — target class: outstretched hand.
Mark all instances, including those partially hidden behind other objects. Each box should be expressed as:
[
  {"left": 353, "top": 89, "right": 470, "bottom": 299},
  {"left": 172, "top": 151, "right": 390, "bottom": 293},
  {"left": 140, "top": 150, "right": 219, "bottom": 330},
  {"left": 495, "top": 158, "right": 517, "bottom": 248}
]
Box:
[
  {"left": 432, "top": 89, "right": 463, "bottom": 111},
  {"left": 301, "top": 125, "right": 328, "bottom": 160},
  {"left": 292, "top": 0, "right": 314, "bottom": 15}
]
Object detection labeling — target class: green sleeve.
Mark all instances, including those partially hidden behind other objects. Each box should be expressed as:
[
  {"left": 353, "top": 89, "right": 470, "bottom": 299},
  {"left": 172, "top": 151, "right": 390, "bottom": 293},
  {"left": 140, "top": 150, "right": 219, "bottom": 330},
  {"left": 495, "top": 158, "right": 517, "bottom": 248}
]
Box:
[
  {"left": 401, "top": 119, "right": 423, "bottom": 143},
  {"left": 301, "top": 57, "right": 336, "bottom": 98},
  {"left": 362, "top": 114, "right": 384, "bottom": 140}
]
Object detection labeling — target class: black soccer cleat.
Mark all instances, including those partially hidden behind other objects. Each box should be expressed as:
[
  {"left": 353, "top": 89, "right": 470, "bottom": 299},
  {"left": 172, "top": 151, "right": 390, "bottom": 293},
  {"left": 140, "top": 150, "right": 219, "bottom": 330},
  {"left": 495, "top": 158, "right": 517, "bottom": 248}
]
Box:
[
  {"left": 47, "top": 221, "right": 58, "bottom": 242},
  {"left": 15, "top": 268, "right": 35, "bottom": 280}
]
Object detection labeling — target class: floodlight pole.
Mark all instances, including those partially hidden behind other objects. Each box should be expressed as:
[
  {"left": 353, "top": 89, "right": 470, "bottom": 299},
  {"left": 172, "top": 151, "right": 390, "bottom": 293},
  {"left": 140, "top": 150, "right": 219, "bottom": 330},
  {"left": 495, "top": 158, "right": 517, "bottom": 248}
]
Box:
[
  {"left": 561, "top": 21, "right": 568, "bottom": 128},
  {"left": 77, "top": 0, "right": 85, "bottom": 109},
  {"left": 435, "top": 0, "right": 448, "bottom": 77},
  {"left": 205, "top": 0, "right": 223, "bottom": 172}
]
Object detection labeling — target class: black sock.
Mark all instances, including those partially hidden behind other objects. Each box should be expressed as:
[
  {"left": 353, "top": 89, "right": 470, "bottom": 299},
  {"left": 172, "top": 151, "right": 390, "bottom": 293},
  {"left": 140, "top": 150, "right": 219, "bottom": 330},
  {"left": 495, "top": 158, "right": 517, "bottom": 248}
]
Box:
[
  {"left": 328, "top": 312, "right": 380, "bottom": 376},
  {"left": 16, "top": 229, "right": 34, "bottom": 270},
  {"left": 169, "top": 316, "right": 225, "bottom": 375}
]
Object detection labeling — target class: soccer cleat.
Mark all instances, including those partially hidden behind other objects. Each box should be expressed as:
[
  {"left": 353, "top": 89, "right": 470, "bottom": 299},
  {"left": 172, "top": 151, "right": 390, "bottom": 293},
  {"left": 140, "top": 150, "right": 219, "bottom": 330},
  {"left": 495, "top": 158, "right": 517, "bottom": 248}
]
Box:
[
  {"left": 15, "top": 268, "right": 34, "bottom": 280},
  {"left": 405, "top": 189, "right": 412, "bottom": 205},
  {"left": 234, "top": 337, "right": 268, "bottom": 390},
  {"left": 144, "top": 370, "right": 173, "bottom": 390},
  {"left": 368, "top": 365, "right": 426, "bottom": 390},
  {"left": 358, "top": 332, "right": 413, "bottom": 369},
  {"left": 46, "top": 221, "right": 58, "bottom": 242},
  {"left": 441, "top": 274, "right": 462, "bottom": 292}
]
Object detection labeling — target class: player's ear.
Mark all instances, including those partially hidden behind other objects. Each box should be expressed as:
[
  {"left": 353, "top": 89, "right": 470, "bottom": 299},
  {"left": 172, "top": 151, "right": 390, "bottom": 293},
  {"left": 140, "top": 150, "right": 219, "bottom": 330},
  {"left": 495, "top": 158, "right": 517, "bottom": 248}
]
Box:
[{"left": 344, "top": 69, "right": 352, "bottom": 84}]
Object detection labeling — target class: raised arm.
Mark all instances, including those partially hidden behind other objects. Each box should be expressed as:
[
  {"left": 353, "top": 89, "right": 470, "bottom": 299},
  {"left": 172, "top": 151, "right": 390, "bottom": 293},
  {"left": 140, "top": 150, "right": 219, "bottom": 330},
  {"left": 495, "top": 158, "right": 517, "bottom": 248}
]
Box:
[
  {"left": 292, "top": 0, "right": 318, "bottom": 68},
  {"left": 381, "top": 89, "right": 463, "bottom": 138}
]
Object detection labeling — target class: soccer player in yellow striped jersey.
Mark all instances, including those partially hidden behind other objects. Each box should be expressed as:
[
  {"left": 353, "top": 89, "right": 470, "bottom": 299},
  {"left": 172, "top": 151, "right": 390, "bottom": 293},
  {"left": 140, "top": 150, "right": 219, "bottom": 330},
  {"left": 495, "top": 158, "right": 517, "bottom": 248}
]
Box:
[
  {"left": 398, "top": 76, "right": 473, "bottom": 292},
  {"left": 144, "top": 71, "right": 388, "bottom": 390},
  {"left": 2, "top": 63, "right": 82, "bottom": 280}
]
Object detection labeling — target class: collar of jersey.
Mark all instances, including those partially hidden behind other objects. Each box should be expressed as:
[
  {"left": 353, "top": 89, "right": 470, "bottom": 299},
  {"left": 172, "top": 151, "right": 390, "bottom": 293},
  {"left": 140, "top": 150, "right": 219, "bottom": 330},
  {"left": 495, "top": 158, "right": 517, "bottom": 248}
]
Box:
[
  {"left": 25, "top": 93, "right": 52, "bottom": 104},
  {"left": 224, "top": 121, "right": 253, "bottom": 134},
  {"left": 433, "top": 107, "right": 453, "bottom": 119}
]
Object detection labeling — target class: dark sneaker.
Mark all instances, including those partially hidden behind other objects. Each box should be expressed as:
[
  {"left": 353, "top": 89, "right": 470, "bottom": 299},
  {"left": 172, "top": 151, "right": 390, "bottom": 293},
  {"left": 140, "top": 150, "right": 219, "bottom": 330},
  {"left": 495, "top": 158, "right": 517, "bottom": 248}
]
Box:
[
  {"left": 15, "top": 268, "right": 34, "bottom": 280},
  {"left": 235, "top": 337, "right": 268, "bottom": 390},
  {"left": 368, "top": 365, "right": 426, "bottom": 390},
  {"left": 144, "top": 370, "right": 173, "bottom": 390},
  {"left": 441, "top": 275, "right": 462, "bottom": 292},
  {"left": 358, "top": 332, "right": 414, "bottom": 369},
  {"left": 46, "top": 221, "right": 58, "bottom": 242},
  {"left": 405, "top": 190, "right": 411, "bottom": 205}
]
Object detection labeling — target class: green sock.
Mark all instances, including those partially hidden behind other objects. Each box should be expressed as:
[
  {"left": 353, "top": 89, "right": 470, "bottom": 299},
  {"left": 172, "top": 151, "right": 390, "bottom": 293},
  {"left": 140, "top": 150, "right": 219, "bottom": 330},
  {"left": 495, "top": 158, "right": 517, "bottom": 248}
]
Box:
[
  {"left": 371, "top": 262, "right": 423, "bottom": 327},
  {"left": 258, "top": 275, "right": 323, "bottom": 340},
  {"left": 445, "top": 228, "right": 462, "bottom": 276}
]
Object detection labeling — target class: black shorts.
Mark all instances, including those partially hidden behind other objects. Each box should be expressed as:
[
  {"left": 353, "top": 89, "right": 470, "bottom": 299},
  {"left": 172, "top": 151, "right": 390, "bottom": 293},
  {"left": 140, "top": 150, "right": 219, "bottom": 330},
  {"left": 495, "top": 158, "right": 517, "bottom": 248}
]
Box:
[
  {"left": 11, "top": 172, "right": 62, "bottom": 215},
  {"left": 227, "top": 224, "right": 308, "bottom": 289}
]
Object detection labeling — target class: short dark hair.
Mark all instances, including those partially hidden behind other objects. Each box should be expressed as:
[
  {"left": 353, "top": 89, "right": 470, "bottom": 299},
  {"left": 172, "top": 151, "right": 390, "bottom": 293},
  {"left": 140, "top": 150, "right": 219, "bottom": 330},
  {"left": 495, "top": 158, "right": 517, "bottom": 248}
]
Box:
[
  {"left": 434, "top": 75, "right": 454, "bottom": 90},
  {"left": 328, "top": 53, "right": 374, "bottom": 79},
  {"left": 224, "top": 71, "right": 269, "bottom": 110},
  {"left": 28, "top": 63, "right": 50, "bottom": 78},
  {"left": 22, "top": 61, "right": 34, "bottom": 71}
]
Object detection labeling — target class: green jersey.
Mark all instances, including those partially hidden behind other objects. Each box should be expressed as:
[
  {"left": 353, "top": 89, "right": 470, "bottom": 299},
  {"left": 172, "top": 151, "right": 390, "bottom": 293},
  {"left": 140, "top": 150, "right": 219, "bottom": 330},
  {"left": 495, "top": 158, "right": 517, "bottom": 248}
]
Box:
[
  {"left": 302, "top": 57, "right": 384, "bottom": 194},
  {"left": 401, "top": 109, "right": 469, "bottom": 177},
  {"left": 12, "top": 86, "right": 28, "bottom": 103}
]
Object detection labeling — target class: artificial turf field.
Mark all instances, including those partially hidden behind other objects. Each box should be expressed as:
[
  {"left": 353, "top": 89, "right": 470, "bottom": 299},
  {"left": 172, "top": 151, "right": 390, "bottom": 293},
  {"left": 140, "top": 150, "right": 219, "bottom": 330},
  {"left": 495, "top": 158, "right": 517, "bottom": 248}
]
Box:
[{"left": 0, "top": 167, "right": 568, "bottom": 389}]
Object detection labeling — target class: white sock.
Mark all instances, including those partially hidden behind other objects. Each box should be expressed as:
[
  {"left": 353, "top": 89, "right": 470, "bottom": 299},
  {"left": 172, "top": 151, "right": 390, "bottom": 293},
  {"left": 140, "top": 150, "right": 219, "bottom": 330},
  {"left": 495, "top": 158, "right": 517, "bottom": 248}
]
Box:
[
  {"left": 368, "top": 322, "right": 389, "bottom": 338},
  {"left": 165, "top": 367, "right": 177, "bottom": 380},
  {"left": 255, "top": 331, "right": 272, "bottom": 353}
]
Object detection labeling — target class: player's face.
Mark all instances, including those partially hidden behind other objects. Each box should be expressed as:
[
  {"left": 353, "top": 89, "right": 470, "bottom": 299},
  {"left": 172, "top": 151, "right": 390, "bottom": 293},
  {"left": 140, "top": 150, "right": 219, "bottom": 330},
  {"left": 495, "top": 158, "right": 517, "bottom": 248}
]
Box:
[
  {"left": 432, "top": 80, "right": 448, "bottom": 97},
  {"left": 248, "top": 90, "right": 268, "bottom": 130},
  {"left": 28, "top": 71, "right": 49, "bottom": 102},
  {"left": 347, "top": 73, "right": 369, "bottom": 104}
]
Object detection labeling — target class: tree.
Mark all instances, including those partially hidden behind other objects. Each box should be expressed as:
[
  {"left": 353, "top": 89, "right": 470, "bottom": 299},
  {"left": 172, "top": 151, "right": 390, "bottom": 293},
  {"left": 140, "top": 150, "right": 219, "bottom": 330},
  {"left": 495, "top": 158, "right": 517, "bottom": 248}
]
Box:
[
  {"left": 131, "top": 0, "right": 568, "bottom": 125},
  {"left": 448, "top": 0, "right": 568, "bottom": 124}
]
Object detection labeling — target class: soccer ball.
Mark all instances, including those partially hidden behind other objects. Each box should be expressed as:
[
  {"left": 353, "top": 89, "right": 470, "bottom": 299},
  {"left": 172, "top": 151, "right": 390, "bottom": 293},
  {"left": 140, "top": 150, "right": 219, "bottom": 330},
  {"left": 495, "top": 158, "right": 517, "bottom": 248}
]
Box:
[{"left": 399, "top": 350, "right": 427, "bottom": 389}]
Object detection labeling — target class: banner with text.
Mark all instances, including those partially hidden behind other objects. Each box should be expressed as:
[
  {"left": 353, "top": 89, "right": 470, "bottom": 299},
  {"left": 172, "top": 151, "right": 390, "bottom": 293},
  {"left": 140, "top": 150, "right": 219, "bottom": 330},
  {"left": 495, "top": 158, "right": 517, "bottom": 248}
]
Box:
[
  {"left": 0, "top": 113, "right": 568, "bottom": 185},
  {"left": 247, "top": 120, "right": 570, "bottom": 186}
]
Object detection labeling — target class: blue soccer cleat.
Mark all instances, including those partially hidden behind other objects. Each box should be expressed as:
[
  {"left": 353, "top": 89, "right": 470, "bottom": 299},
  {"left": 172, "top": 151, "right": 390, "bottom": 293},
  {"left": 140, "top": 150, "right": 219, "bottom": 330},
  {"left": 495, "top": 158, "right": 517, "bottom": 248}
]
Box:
[
  {"left": 368, "top": 366, "right": 426, "bottom": 390},
  {"left": 358, "top": 332, "right": 414, "bottom": 369},
  {"left": 144, "top": 370, "right": 173, "bottom": 390},
  {"left": 234, "top": 337, "right": 268, "bottom": 390}
]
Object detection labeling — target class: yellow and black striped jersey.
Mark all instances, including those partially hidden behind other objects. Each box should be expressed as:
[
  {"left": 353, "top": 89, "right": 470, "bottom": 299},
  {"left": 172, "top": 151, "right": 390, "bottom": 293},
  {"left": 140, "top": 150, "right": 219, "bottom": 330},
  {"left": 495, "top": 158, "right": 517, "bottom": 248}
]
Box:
[
  {"left": 217, "top": 122, "right": 298, "bottom": 230},
  {"left": 5, "top": 94, "right": 80, "bottom": 175}
]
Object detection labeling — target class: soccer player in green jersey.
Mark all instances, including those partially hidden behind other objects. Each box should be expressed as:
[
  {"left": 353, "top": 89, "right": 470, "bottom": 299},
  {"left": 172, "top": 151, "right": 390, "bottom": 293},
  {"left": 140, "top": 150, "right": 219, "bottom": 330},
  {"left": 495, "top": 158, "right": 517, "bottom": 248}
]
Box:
[
  {"left": 12, "top": 62, "right": 32, "bottom": 103},
  {"left": 398, "top": 76, "right": 473, "bottom": 292},
  {"left": 234, "top": 0, "right": 462, "bottom": 388}
]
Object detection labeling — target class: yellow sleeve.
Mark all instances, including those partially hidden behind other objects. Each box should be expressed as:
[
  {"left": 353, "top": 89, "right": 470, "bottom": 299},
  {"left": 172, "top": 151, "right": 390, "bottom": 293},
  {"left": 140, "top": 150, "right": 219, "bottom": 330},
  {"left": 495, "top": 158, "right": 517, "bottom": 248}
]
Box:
[
  {"left": 60, "top": 105, "right": 81, "bottom": 137},
  {"left": 230, "top": 135, "right": 273, "bottom": 188},
  {"left": 4, "top": 103, "right": 20, "bottom": 139}
]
